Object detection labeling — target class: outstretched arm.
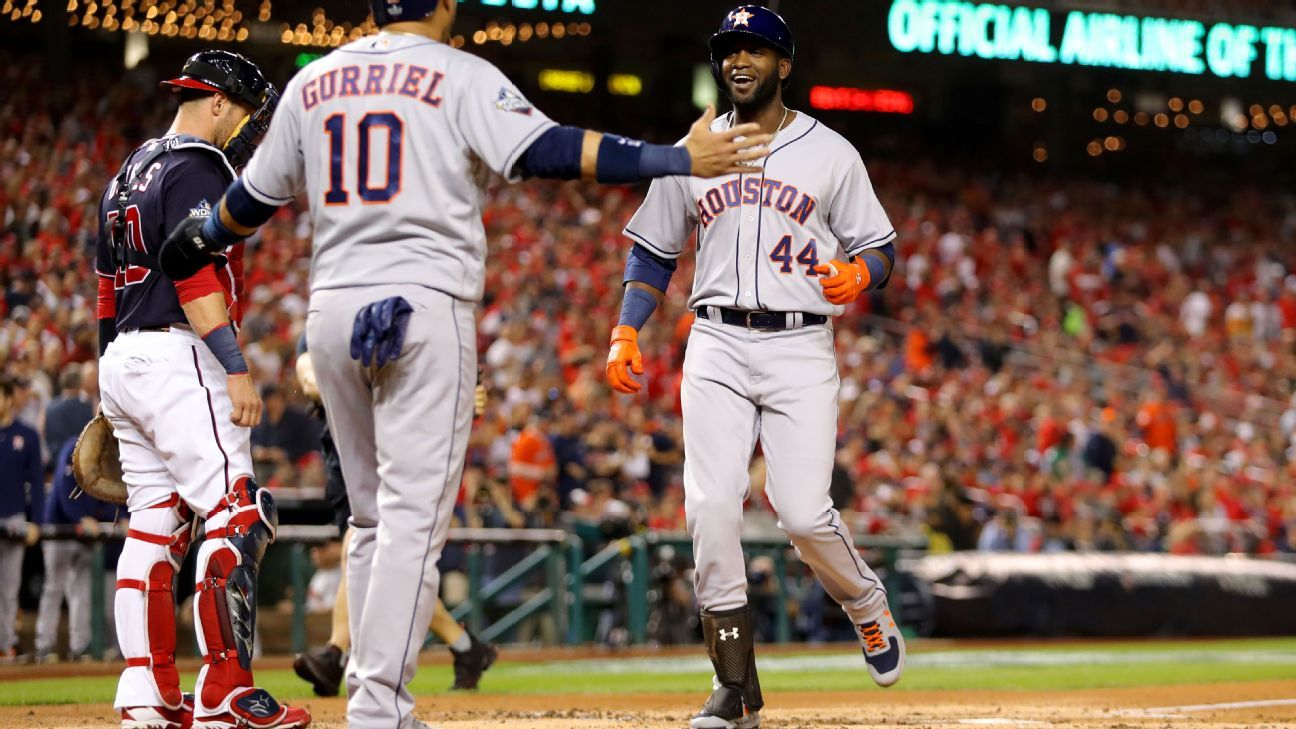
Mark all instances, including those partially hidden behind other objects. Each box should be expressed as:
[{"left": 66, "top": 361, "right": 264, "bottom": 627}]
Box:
[{"left": 516, "top": 106, "right": 770, "bottom": 183}]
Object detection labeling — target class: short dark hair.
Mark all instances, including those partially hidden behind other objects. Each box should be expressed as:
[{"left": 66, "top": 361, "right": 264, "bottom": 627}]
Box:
[{"left": 177, "top": 88, "right": 216, "bottom": 106}]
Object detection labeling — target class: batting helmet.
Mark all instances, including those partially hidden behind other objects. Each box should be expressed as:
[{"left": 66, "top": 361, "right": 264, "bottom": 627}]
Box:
[
  {"left": 709, "top": 5, "right": 795, "bottom": 88},
  {"left": 160, "top": 50, "right": 272, "bottom": 110},
  {"left": 369, "top": 0, "right": 439, "bottom": 27}
]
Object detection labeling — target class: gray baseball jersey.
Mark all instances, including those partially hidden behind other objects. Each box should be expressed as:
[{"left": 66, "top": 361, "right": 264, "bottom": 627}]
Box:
[
  {"left": 624, "top": 111, "right": 895, "bottom": 315},
  {"left": 242, "top": 31, "right": 556, "bottom": 301},
  {"left": 240, "top": 32, "right": 554, "bottom": 727},
  {"left": 624, "top": 110, "right": 896, "bottom": 637}
]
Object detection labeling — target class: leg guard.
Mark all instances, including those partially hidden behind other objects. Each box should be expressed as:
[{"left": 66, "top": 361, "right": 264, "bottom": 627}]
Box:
[
  {"left": 114, "top": 495, "right": 196, "bottom": 712},
  {"left": 699, "top": 606, "right": 763, "bottom": 716},
  {"left": 194, "top": 476, "right": 278, "bottom": 712}
]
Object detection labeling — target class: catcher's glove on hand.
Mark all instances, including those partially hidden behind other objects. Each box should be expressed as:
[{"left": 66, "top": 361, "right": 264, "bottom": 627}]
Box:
[
  {"left": 72, "top": 415, "right": 127, "bottom": 504},
  {"left": 606, "top": 325, "right": 645, "bottom": 394},
  {"left": 814, "top": 259, "right": 869, "bottom": 305}
]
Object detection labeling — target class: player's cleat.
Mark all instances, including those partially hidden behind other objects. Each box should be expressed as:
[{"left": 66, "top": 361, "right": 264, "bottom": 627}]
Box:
[
  {"left": 293, "top": 643, "right": 346, "bottom": 697},
  {"left": 450, "top": 630, "right": 498, "bottom": 691},
  {"left": 120, "top": 692, "right": 194, "bottom": 729},
  {"left": 192, "top": 687, "right": 310, "bottom": 729},
  {"left": 856, "top": 608, "right": 906, "bottom": 687},
  {"left": 690, "top": 683, "right": 761, "bottom": 729}
]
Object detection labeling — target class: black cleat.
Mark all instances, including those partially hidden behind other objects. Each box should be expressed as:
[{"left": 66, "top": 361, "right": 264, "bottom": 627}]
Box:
[
  {"left": 450, "top": 630, "right": 498, "bottom": 691},
  {"left": 293, "top": 643, "right": 346, "bottom": 697}
]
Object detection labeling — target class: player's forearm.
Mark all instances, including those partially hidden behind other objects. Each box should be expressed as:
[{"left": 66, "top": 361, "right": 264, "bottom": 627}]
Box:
[
  {"left": 518, "top": 126, "right": 691, "bottom": 183},
  {"left": 181, "top": 292, "right": 233, "bottom": 337},
  {"left": 204, "top": 178, "right": 282, "bottom": 247},
  {"left": 182, "top": 292, "right": 250, "bottom": 375},
  {"left": 618, "top": 244, "right": 674, "bottom": 331},
  {"left": 856, "top": 241, "right": 896, "bottom": 290}
]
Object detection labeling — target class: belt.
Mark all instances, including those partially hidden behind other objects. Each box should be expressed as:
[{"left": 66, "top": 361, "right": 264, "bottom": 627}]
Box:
[
  {"left": 695, "top": 306, "right": 827, "bottom": 330},
  {"left": 130, "top": 324, "right": 192, "bottom": 333}
]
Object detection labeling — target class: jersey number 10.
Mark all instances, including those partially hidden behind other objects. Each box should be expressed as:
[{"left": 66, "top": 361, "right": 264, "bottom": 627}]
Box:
[{"left": 323, "top": 112, "right": 404, "bottom": 205}]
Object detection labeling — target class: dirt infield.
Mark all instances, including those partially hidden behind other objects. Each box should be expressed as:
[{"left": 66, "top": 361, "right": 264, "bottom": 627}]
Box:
[{"left": 4, "top": 680, "right": 1294, "bottom": 728}]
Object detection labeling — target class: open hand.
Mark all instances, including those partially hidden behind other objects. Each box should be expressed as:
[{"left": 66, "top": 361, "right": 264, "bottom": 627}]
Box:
[{"left": 684, "top": 105, "right": 773, "bottom": 178}]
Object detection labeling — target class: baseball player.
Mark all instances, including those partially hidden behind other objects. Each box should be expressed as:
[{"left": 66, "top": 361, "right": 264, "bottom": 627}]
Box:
[
  {"left": 94, "top": 51, "right": 308, "bottom": 728},
  {"left": 35, "top": 437, "right": 120, "bottom": 663},
  {"left": 291, "top": 341, "right": 497, "bottom": 696},
  {"left": 157, "top": 0, "right": 770, "bottom": 724},
  {"left": 606, "top": 7, "right": 905, "bottom": 728},
  {"left": 0, "top": 378, "right": 42, "bottom": 663}
]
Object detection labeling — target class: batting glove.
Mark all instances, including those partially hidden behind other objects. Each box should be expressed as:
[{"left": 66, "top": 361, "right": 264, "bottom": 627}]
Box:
[
  {"left": 606, "top": 325, "right": 645, "bottom": 394},
  {"left": 350, "top": 296, "right": 414, "bottom": 368},
  {"left": 813, "top": 259, "right": 870, "bottom": 305}
]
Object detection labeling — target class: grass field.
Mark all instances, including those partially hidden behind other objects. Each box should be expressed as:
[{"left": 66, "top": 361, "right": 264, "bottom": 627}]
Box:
[{"left": 2, "top": 637, "right": 1294, "bottom": 707}]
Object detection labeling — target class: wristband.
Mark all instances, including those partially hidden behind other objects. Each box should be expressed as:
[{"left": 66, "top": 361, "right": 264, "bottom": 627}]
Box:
[
  {"left": 617, "top": 287, "right": 659, "bottom": 330},
  {"left": 862, "top": 255, "right": 886, "bottom": 288},
  {"left": 596, "top": 135, "right": 691, "bottom": 183},
  {"left": 202, "top": 323, "right": 249, "bottom": 375},
  {"left": 638, "top": 143, "right": 691, "bottom": 178}
]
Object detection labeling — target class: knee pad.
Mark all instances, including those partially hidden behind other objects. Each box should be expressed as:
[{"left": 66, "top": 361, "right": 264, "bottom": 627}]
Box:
[
  {"left": 196, "top": 476, "right": 277, "bottom": 674},
  {"left": 117, "top": 495, "right": 195, "bottom": 710}
]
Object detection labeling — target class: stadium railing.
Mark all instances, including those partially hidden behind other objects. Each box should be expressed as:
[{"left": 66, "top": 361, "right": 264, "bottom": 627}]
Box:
[{"left": 8, "top": 522, "right": 926, "bottom": 657}]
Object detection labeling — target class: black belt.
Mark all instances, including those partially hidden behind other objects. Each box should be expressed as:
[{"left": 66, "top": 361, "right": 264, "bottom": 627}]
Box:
[
  {"left": 696, "top": 307, "right": 827, "bottom": 330},
  {"left": 131, "top": 324, "right": 191, "bottom": 333}
]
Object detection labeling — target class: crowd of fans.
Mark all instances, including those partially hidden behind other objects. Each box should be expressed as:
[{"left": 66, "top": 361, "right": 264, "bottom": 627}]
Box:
[{"left": 3, "top": 50, "right": 1296, "bottom": 582}]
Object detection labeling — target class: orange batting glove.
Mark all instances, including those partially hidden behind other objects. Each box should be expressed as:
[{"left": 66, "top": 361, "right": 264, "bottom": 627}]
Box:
[
  {"left": 606, "top": 325, "right": 645, "bottom": 394},
  {"left": 813, "top": 259, "right": 870, "bottom": 305}
]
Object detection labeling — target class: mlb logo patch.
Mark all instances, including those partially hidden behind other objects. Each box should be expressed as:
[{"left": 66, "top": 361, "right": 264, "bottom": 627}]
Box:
[
  {"left": 495, "top": 87, "right": 533, "bottom": 116},
  {"left": 386, "top": 0, "right": 403, "bottom": 17}
]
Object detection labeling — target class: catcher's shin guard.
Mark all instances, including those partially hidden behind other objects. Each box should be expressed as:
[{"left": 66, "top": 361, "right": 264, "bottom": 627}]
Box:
[
  {"left": 115, "top": 495, "right": 196, "bottom": 711},
  {"left": 194, "top": 476, "right": 278, "bottom": 712},
  {"left": 693, "top": 605, "right": 763, "bottom": 728}
]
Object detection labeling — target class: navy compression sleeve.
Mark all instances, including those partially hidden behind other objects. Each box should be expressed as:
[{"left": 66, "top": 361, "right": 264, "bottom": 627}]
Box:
[{"left": 623, "top": 244, "right": 677, "bottom": 292}]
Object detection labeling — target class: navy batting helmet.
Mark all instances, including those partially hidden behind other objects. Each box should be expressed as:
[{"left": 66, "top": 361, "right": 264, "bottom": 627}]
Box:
[
  {"left": 709, "top": 5, "right": 795, "bottom": 87},
  {"left": 160, "top": 50, "right": 272, "bottom": 110},
  {"left": 369, "top": 0, "right": 439, "bottom": 26}
]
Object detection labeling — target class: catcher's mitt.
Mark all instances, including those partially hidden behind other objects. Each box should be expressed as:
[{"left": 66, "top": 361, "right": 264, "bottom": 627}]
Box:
[{"left": 72, "top": 415, "right": 128, "bottom": 504}]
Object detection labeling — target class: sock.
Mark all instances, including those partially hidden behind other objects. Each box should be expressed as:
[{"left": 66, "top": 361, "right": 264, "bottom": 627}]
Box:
[{"left": 449, "top": 632, "right": 472, "bottom": 653}]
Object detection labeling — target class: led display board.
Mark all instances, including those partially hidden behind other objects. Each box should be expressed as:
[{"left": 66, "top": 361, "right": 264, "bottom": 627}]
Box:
[{"left": 887, "top": 0, "right": 1296, "bottom": 82}]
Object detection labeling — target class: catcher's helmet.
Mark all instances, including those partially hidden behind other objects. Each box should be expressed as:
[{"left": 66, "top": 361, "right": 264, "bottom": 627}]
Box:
[
  {"left": 369, "top": 0, "right": 439, "bottom": 26},
  {"left": 710, "top": 5, "right": 795, "bottom": 87},
  {"left": 160, "top": 50, "right": 272, "bottom": 110}
]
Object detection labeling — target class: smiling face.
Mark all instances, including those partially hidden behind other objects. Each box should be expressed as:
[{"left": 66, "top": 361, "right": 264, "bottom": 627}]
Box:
[{"left": 717, "top": 36, "right": 790, "bottom": 111}]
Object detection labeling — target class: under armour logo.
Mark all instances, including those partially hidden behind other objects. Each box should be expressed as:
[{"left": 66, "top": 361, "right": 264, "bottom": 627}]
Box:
[
  {"left": 719, "top": 627, "right": 740, "bottom": 641},
  {"left": 247, "top": 696, "right": 271, "bottom": 713}
]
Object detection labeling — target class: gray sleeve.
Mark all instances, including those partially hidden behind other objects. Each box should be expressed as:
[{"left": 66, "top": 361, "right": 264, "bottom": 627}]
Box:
[
  {"left": 829, "top": 152, "right": 896, "bottom": 258},
  {"left": 241, "top": 76, "right": 305, "bottom": 205},
  {"left": 456, "top": 60, "right": 556, "bottom": 182},
  {"left": 622, "top": 174, "right": 696, "bottom": 260}
]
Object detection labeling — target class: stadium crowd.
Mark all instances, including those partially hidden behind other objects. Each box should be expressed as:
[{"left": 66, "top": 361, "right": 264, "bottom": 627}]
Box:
[{"left": 3, "top": 47, "right": 1296, "bottom": 588}]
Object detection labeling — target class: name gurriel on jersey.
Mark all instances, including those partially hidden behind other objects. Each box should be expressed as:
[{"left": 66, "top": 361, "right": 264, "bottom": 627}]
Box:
[
  {"left": 696, "top": 177, "right": 817, "bottom": 230},
  {"left": 302, "top": 63, "right": 445, "bottom": 111}
]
